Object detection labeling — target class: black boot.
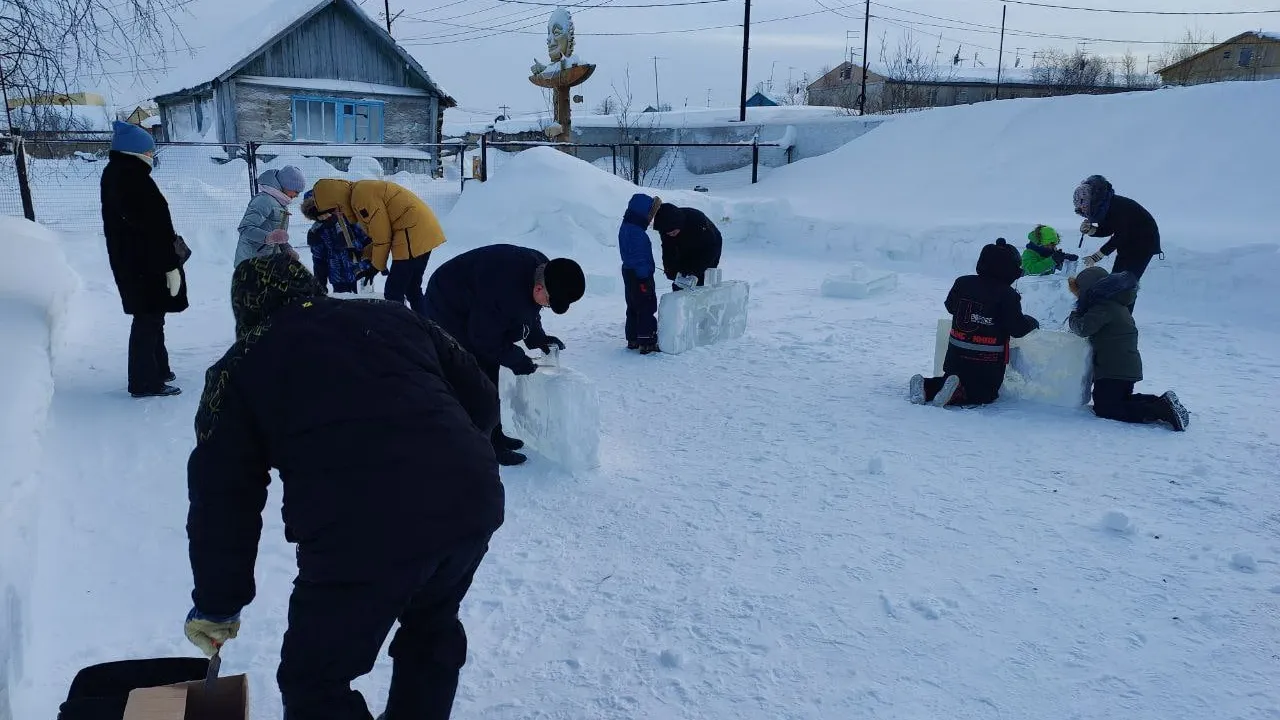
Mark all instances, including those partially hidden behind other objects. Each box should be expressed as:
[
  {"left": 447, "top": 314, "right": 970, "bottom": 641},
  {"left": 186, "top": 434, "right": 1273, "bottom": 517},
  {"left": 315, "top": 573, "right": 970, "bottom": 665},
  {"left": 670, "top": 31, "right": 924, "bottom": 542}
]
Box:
[
  {"left": 492, "top": 425, "right": 524, "bottom": 450},
  {"left": 1162, "top": 391, "right": 1190, "bottom": 431},
  {"left": 131, "top": 384, "right": 181, "bottom": 398}
]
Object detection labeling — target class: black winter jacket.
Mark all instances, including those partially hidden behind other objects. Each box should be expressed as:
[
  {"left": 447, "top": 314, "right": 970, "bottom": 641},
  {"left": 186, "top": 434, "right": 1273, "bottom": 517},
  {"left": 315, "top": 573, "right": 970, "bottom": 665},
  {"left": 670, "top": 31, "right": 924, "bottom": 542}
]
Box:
[
  {"left": 100, "top": 151, "right": 188, "bottom": 315},
  {"left": 187, "top": 256, "right": 503, "bottom": 618},
  {"left": 421, "top": 244, "right": 551, "bottom": 374},
  {"left": 1096, "top": 195, "right": 1161, "bottom": 279},
  {"left": 654, "top": 205, "right": 722, "bottom": 281},
  {"left": 944, "top": 240, "right": 1038, "bottom": 372}
]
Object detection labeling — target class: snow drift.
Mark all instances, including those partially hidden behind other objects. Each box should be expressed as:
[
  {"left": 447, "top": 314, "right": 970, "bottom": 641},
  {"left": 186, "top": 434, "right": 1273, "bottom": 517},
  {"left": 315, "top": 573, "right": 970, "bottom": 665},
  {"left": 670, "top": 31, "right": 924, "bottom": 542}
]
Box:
[
  {"left": 0, "top": 219, "right": 79, "bottom": 720},
  {"left": 722, "top": 80, "right": 1280, "bottom": 329}
]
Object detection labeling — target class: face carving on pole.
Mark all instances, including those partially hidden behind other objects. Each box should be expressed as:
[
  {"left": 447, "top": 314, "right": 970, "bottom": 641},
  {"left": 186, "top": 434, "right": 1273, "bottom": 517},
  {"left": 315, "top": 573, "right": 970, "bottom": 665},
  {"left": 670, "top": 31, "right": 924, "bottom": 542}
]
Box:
[{"left": 547, "top": 8, "right": 574, "bottom": 62}]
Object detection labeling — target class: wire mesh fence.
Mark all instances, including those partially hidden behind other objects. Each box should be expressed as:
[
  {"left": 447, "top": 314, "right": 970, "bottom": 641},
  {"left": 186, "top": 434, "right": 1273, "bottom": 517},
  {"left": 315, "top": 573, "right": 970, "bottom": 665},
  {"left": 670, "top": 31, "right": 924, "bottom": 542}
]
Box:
[{"left": 1, "top": 134, "right": 792, "bottom": 237}]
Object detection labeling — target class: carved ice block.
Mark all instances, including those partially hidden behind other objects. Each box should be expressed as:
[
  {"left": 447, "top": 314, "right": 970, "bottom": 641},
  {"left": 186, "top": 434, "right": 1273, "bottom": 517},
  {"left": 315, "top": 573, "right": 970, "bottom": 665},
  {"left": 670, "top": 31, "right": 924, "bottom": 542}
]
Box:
[
  {"left": 499, "top": 360, "right": 600, "bottom": 472},
  {"left": 932, "top": 319, "right": 1092, "bottom": 407},
  {"left": 821, "top": 263, "right": 898, "bottom": 299},
  {"left": 656, "top": 280, "right": 750, "bottom": 355}
]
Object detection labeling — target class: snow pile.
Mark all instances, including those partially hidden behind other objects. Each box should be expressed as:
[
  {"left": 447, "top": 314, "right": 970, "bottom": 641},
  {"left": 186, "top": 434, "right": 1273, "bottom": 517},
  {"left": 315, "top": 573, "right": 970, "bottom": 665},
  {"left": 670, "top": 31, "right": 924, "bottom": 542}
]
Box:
[
  {"left": 727, "top": 81, "right": 1280, "bottom": 329},
  {"left": 443, "top": 147, "right": 717, "bottom": 276},
  {"left": 0, "top": 218, "right": 79, "bottom": 720}
]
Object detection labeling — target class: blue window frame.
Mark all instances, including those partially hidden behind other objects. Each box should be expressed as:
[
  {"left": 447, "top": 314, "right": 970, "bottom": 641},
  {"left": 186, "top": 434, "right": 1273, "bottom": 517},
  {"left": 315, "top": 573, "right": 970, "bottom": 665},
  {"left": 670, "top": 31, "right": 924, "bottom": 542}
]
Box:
[{"left": 291, "top": 96, "right": 385, "bottom": 143}]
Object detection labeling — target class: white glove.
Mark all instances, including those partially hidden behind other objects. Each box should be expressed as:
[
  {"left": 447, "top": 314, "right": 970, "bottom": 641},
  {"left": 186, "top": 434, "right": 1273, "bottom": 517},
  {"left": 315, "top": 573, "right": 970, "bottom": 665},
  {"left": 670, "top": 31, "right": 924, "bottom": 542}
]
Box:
[
  {"left": 1083, "top": 252, "right": 1104, "bottom": 267},
  {"left": 673, "top": 273, "right": 698, "bottom": 290},
  {"left": 1079, "top": 220, "right": 1097, "bottom": 237},
  {"left": 166, "top": 269, "right": 181, "bottom": 297}
]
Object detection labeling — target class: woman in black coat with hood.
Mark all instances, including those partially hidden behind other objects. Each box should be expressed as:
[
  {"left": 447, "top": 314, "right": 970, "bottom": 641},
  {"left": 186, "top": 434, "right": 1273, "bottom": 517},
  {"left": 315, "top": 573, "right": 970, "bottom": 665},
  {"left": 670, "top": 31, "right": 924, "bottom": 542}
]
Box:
[
  {"left": 100, "top": 121, "right": 188, "bottom": 397},
  {"left": 910, "top": 238, "right": 1040, "bottom": 407}
]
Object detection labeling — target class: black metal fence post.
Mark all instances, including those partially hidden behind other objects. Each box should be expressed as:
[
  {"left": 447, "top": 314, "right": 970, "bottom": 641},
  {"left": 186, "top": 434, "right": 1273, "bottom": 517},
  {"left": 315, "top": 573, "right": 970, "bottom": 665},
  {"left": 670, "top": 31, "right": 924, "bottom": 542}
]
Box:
[
  {"left": 751, "top": 134, "right": 760, "bottom": 184},
  {"left": 611, "top": 144, "right": 618, "bottom": 178},
  {"left": 246, "top": 142, "right": 260, "bottom": 197},
  {"left": 459, "top": 142, "right": 466, "bottom": 193},
  {"left": 13, "top": 130, "right": 35, "bottom": 221},
  {"left": 479, "top": 134, "right": 488, "bottom": 182},
  {"left": 631, "top": 138, "right": 640, "bottom": 185}
]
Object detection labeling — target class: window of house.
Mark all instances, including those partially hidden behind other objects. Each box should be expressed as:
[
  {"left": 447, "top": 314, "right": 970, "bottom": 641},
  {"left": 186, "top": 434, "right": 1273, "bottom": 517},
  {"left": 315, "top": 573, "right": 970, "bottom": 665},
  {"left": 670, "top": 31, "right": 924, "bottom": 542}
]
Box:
[
  {"left": 1239, "top": 48, "right": 1254, "bottom": 67},
  {"left": 291, "top": 96, "right": 385, "bottom": 143},
  {"left": 1223, "top": 50, "right": 1232, "bottom": 59}
]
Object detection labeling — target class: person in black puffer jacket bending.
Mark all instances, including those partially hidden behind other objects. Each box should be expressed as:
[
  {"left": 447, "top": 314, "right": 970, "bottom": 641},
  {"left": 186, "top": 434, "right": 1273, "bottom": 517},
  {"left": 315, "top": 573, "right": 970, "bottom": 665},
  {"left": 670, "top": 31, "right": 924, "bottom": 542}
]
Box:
[{"left": 910, "top": 238, "right": 1040, "bottom": 408}]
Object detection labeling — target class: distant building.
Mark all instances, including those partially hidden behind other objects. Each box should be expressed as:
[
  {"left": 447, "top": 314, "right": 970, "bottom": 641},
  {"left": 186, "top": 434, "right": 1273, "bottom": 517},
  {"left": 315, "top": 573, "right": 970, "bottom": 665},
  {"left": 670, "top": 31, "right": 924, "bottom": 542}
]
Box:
[
  {"left": 1157, "top": 31, "right": 1280, "bottom": 86},
  {"left": 151, "top": 0, "right": 454, "bottom": 160},
  {"left": 744, "top": 92, "right": 778, "bottom": 108},
  {"left": 807, "top": 61, "right": 1151, "bottom": 113},
  {"left": 6, "top": 92, "right": 112, "bottom": 133}
]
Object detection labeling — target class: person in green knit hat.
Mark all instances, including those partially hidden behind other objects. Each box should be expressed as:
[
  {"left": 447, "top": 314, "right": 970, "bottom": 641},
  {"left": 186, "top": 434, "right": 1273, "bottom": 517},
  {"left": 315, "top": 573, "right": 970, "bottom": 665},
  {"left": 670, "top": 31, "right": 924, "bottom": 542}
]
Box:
[{"left": 1021, "top": 224, "right": 1078, "bottom": 276}]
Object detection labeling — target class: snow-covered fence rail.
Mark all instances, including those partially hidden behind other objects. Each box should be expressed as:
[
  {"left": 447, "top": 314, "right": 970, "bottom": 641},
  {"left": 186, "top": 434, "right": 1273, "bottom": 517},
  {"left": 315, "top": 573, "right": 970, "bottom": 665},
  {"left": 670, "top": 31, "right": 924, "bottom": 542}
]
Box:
[{"left": 481, "top": 137, "right": 793, "bottom": 193}]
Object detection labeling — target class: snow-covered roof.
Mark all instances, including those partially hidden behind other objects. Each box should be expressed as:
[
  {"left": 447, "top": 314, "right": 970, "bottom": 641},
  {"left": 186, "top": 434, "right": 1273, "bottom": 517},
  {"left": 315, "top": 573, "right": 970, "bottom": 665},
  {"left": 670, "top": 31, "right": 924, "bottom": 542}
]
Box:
[
  {"left": 140, "top": 116, "right": 162, "bottom": 129},
  {"left": 236, "top": 76, "right": 434, "bottom": 98},
  {"left": 1258, "top": 31, "right": 1280, "bottom": 41},
  {"left": 151, "top": 0, "right": 451, "bottom": 105}
]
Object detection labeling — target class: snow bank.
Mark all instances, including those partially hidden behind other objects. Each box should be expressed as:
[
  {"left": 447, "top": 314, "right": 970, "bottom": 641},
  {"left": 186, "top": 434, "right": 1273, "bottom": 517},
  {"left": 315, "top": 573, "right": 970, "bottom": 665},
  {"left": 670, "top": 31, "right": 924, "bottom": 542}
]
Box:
[
  {"left": 724, "top": 81, "right": 1280, "bottom": 329},
  {"left": 0, "top": 219, "right": 79, "bottom": 720},
  {"left": 443, "top": 147, "right": 720, "bottom": 277}
]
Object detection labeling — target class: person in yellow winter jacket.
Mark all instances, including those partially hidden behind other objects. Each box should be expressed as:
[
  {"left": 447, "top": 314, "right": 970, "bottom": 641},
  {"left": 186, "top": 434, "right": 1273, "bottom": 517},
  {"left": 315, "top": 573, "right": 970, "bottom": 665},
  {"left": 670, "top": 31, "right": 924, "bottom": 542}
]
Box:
[{"left": 309, "top": 179, "right": 446, "bottom": 313}]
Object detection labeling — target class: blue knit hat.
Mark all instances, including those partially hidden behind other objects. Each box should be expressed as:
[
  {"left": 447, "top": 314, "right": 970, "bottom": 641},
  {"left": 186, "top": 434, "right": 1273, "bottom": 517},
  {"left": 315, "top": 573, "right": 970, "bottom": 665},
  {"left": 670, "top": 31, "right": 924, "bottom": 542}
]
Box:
[
  {"left": 111, "top": 120, "right": 155, "bottom": 154},
  {"left": 276, "top": 166, "right": 306, "bottom": 193}
]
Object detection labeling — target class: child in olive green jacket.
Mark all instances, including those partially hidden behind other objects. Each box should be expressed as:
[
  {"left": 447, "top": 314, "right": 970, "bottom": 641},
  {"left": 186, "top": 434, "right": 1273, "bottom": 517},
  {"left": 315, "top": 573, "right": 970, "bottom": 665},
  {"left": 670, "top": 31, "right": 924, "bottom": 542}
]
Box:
[{"left": 1068, "top": 266, "right": 1189, "bottom": 431}]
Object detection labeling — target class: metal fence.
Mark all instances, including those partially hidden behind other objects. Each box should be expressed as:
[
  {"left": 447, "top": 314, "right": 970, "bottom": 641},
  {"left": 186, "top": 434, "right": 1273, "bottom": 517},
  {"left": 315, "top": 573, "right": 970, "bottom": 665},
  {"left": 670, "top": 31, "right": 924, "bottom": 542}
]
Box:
[{"left": 1, "top": 131, "right": 791, "bottom": 235}]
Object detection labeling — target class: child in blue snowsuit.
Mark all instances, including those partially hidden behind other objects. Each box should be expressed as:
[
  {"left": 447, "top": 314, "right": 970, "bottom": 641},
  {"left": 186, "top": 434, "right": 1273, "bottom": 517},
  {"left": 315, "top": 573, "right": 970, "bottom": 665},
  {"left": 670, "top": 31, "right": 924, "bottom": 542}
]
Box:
[
  {"left": 301, "top": 190, "right": 372, "bottom": 294},
  {"left": 619, "top": 193, "right": 661, "bottom": 354}
]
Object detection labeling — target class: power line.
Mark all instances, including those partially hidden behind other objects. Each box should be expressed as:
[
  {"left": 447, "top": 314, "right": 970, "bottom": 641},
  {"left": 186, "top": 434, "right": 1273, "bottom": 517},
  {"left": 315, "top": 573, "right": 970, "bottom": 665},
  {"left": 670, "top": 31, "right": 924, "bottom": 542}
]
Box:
[
  {"left": 400, "top": 3, "right": 865, "bottom": 45},
  {"left": 493, "top": 0, "right": 733, "bottom": 6},
  {"left": 871, "top": 6, "right": 1231, "bottom": 47},
  {"left": 990, "top": 0, "right": 1280, "bottom": 15}
]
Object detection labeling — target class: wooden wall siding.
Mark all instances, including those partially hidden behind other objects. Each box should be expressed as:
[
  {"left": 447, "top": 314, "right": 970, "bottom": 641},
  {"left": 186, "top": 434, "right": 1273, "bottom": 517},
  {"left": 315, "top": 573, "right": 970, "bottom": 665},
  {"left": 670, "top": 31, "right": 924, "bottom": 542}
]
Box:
[
  {"left": 237, "top": 5, "right": 424, "bottom": 90},
  {"left": 234, "top": 82, "right": 435, "bottom": 143}
]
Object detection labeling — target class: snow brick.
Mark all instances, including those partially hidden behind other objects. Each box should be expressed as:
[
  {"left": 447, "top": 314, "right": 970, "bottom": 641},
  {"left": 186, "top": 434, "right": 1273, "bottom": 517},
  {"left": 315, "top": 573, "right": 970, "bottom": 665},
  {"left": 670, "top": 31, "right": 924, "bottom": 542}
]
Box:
[
  {"left": 499, "top": 355, "right": 601, "bottom": 472},
  {"left": 821, "top": 263, "right": 898, "bottom": 299},
  {"left": 657, "top": 279, "right": 750, "bottom": 355},
  {"left": 932, "top": 319, "right": 1093, "bottom": 407}
]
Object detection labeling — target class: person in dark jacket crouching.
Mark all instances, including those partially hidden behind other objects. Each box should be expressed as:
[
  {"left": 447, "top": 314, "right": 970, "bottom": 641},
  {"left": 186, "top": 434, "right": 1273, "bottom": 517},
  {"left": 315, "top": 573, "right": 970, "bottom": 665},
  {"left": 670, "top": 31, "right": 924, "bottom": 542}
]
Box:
[
  {"left": 182, "top": 255, "right": 504, "bottom": 720},
  {"left": 1074, "top": 175, "right": 1161, "bottom": 312},
  {"left": 910, "top": 238, "right": 1040, "bottom": 407},
  {"left": 422, "top": 244, "right": 586, "bottom": 466},
  {"left": 100, "top": 120, "right": 188, "bottom": 397},
  {"left": 652, "top": 202, "right": 723, "bottom": 290},
  {"left": 1067, "top": 266, "right": 1189, "bottom": 431}
]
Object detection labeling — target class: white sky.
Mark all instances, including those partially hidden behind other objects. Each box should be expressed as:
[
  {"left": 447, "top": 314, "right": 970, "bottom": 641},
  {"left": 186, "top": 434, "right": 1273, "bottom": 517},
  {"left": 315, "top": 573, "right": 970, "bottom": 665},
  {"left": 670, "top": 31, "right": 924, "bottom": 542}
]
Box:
[{"left": 97, "top": 0, "right": 1274, "bottom": 117}]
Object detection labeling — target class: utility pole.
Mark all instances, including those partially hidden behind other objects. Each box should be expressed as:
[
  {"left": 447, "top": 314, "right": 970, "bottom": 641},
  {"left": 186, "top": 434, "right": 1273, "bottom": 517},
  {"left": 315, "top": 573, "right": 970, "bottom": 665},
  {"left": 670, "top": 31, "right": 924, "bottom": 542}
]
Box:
[
  {"left": 857, "top": 0, "right": 870, "bottom": 115},
  {"left": 995, "top": 4, "right": 1007, "bottom": 99},
  {"left": 498, "top": 104, "right": 511, "bottom": 119},
  {"left": 384, "top": 0, "right": 393, "bottom": 34},
  {"left": 738, "top": 0, "right": 751, "bottom": 122},
  {"left": 652, "top": 56, "right": 663, "bottom": 110}
]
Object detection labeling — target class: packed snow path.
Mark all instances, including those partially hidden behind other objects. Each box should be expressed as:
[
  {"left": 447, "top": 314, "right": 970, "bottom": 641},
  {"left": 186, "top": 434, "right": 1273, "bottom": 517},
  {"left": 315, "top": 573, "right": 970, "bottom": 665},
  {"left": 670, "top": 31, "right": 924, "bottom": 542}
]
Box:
[{"left": 22, "top": 239, "right": 1280, "bottom": 720}]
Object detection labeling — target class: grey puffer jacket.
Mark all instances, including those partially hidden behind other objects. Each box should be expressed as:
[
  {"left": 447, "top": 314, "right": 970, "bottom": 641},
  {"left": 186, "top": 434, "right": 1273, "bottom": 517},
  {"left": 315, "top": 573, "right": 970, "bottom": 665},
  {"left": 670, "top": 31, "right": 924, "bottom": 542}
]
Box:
[{"left": 235, "top": 170, "right": 294, "bottom": 267}]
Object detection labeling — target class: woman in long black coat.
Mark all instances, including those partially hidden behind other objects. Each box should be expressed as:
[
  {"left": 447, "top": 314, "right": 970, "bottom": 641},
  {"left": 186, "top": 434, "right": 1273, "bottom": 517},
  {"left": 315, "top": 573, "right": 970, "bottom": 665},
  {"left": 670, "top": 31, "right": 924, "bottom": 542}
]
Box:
[{"left": 100, "top": 121, "right": 188, "bottom": 397}]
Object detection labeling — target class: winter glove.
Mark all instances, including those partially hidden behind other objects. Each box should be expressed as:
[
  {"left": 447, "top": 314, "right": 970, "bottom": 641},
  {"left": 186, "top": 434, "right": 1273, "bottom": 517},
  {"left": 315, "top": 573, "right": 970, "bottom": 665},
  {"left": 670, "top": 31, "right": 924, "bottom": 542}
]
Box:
[
  {"left": 165, "top": 269, "right": 181, "bottom": 297},
  {"left": 673, "top": 274, "right": 699, "bottom": 291},
  {"left": 511, "top": 357, "right": 538, "bottom": 376},
  {"left": 533, "top": 335, "right": 565, "bottom": 353},
  {"left": 1024, "top": 315, "right": 1040, "bottom": 331},
  {"left": 184, "top": 608, "right": 240, "bottom": 657},
  {"left": 1054, "top": 249, "right": 1080, "bottom": 262},
  {"left": 266, "top": 229, "right": 290, "bottom": 245},
  {"left": 1079, "top": 220, "right": 1097, "bottom": 237},
  {"left": 356, "top": 267, "right": 379, "bottom": 287},
  {"left": 1083, "top": 251, "right": 1104, "bottom": 267}
]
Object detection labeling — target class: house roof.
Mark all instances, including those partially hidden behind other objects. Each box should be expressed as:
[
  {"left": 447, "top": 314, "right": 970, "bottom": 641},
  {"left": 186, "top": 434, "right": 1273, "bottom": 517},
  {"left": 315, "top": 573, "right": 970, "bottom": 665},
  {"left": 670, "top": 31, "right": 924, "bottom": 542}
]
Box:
[
  {"left": 1156, "top": 30, "right": 1280, "bottom": 74},
  {"left": 152, "top": 0, "right": 453, "bottom": 106}
]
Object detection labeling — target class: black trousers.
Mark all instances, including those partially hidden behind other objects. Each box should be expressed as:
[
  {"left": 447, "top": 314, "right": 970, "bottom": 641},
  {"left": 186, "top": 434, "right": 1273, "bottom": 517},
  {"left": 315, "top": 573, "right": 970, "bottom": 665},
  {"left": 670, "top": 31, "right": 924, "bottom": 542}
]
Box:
[
  {"left": 925, "top": 354, "right": 1007, "bottom": 406},
  {"left": 277, "top": 536, "right": 492, "bottom": 720},
  {"left": 479, "top": 362, "right": 513, "bottom": 446},
  {"left": 1091, "top": 378, "right": 1168, "bottom": 425},
  {"left": 385, "top": 252, "right": 432, "bottom": 315},
  {"left": 127, "top": 313, "right": 170, "bottom": 393},
  {"left": 622, "top": 269, "right": 657, "bottom": 343}
]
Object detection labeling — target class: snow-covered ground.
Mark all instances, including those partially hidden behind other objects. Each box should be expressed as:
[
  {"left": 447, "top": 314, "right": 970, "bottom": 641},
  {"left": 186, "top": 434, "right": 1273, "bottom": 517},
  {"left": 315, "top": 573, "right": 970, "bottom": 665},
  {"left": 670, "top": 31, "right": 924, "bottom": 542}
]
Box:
[{"left": 5, "top": 81, "right": 1280, "bottom": 720}]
